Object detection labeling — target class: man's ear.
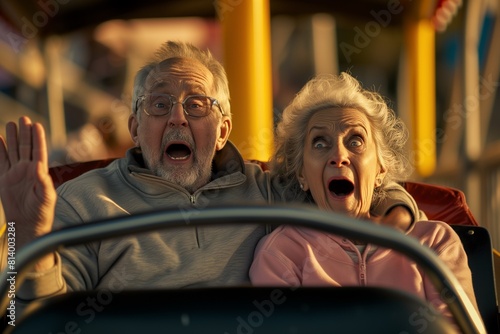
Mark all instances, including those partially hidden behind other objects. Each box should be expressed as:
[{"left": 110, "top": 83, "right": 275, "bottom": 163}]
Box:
[
  {"left": 128, "top": 113, "right": 140, "bottom": 147},
  {"left": 215, "top": 117, "right": 232, "bottom": 151}
]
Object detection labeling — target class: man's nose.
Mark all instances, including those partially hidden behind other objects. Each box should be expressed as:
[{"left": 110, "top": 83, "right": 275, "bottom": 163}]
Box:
[{"left": 167, "top": 102, "right": 188, "bottom": 127}]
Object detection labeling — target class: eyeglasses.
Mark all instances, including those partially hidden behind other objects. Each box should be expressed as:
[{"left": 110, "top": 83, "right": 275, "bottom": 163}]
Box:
[{"left": 135, "top": 94, "right": 224, "bottom": 118}]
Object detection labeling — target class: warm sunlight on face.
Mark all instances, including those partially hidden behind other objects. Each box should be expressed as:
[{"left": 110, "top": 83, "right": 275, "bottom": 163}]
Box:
[
  {"left": 129, "top": 58, "right": 229, "bottom": 193},
  {"left": 298, "top": 108, "right": 384, "bottom": 219}
]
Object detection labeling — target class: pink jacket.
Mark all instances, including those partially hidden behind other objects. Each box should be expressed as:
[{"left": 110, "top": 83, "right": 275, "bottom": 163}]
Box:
[{"left": 250, "top": 220, "right": 478, "bottom": 326}]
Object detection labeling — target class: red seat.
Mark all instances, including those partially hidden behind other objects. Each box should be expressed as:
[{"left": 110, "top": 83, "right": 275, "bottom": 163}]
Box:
[
  {"left": 49, "top": 159, "right": 117, "bottom": 189},
  {"left": 402, "top": 181, "right": 478, "bottom": 226},
  {"left": 48, "top": 159, "right": 478, "bottom": 226}
]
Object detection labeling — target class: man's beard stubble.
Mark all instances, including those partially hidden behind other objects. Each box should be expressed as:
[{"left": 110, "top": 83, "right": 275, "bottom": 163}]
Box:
[{"left": 142, "top": 130, "right": 215, "bottom": 193}]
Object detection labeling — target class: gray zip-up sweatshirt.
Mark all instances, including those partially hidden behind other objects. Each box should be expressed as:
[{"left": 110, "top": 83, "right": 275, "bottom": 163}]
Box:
[{"left": 9, "top": 141, "right": 418, "bottom": 303}]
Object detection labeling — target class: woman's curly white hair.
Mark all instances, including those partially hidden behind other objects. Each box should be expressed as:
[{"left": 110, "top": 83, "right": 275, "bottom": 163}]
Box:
[{"left": 271, "top": 72, "right": 413, "bottom": 208}]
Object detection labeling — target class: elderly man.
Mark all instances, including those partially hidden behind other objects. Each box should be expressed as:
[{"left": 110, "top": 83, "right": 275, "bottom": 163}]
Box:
[{"left": 0, "top": 41, "right": 419, "bottom": 305}]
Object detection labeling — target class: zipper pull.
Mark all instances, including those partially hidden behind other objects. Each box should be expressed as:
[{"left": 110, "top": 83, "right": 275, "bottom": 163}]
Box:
[{"left": 359, "top": 263, "right": 366, "bottom": 285}]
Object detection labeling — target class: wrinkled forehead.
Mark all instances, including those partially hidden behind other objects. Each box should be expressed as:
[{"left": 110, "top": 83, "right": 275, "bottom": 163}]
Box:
[
  {"left": 144, "top": 57, "right": 215, "bottom": 94},
  {"left": 307, "top": 107, "right": 372, "bottom": 134}
]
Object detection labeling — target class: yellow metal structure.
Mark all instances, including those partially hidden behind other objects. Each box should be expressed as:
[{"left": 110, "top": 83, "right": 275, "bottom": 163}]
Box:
[
  {"left": 218, "top": 0, "right": 274, "bottom": 161},
  {"left": 405, "top": 18, "right": 436, "bottom": 177}
]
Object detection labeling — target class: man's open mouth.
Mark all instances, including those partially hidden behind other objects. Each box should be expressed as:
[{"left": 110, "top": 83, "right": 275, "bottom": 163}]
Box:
[
  {"left": 166, "top": 143, "right": 192, "bottom": 160},
  {"left": 328, "top": 179, "right": 354, "bottom": 197}
]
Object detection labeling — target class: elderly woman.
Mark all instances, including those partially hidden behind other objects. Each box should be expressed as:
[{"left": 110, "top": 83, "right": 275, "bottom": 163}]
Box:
[{"left": 249, "top": 72, "right": 478, "bottom": 325}]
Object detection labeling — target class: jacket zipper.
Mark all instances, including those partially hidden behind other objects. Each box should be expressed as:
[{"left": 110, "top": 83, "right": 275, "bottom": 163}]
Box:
[
  {"left": 132, "top": 173, "right": 246, "bottom": 206},
  {"left": 188, "top": 194, "right": 200, "bottom": 247},
  {"left": 359, "top": 262, "right": 367, "bottom": 286}
]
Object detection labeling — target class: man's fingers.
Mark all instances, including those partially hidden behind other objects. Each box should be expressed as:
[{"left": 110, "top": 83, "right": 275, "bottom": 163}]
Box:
[
  {"left": 32, "top": 122, "right": 48, "bottom": 171},
  {"left": 5, "top": 121, "right": 19, "bottom": 165},
  {"left": 0, "top": 136, "right": 10, "bottom": 174},
  {"left": 19, "top": 116, "right": 33, "bottom": 161}
]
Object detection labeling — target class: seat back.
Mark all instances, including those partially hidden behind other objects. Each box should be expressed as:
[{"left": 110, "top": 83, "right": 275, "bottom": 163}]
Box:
[
  {"left": 9, "top": 287, "right": 453, "bottom": 334},
  {"left": 402, "top": 182, "right": 497, "bottom": 332},
  {"left": 451, "top": 225, "right": 499, "bottom": 334},
  {"left": 402, "top": 181, "right": 478, "bottom": 226},
  {"left": 49, "top": 158, "right": 117, "bottom": 189}
]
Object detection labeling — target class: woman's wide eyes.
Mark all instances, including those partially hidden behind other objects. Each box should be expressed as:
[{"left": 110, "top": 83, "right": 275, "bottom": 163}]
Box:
[
  {"left": 312, "top": 136, "right": 363, "bottom": 149},
  {"left": 313, "top": 139, "right": 327, "bottom": 149},
  {"left": 349, "top": 137, "right": 363, "bottom": 147}
]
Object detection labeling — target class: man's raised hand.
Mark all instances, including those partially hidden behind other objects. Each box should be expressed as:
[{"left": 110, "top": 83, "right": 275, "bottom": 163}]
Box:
[{"left": 0, "top": 117, "right": 56, "bottom": 256}]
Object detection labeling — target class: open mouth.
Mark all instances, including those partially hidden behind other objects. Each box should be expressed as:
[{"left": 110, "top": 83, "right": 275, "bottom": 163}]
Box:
[
  {"left": 166, "top": 143, "right": 192, "bottom": 160},
  {"left": 328, "top": 179, "right": 354, "bottom": 197}
]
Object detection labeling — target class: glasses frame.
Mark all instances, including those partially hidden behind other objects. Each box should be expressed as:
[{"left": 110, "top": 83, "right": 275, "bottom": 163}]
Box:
[{"left": 135, "top": 93, "right": 225, "bottom": 118}]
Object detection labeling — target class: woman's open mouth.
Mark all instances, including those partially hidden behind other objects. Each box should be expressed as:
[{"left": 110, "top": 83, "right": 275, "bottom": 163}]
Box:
[{"left": 328, "top": 178, "right": 354, "bottom": 197}]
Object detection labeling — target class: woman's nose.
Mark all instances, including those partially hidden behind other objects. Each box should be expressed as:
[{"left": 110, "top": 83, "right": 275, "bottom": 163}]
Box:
[{"left": 329, "top": 144, "right": 350, "bottom": 167}]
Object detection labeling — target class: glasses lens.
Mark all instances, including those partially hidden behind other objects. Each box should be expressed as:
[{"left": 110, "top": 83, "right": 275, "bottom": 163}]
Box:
[
  {"left": 184, "top": 96, "right": 211, "bottom": 117},
  {"left": 146, "top": 94, "right": 173, "bottom": 116},
  {"left": 143, "top": 94, "right": 214, "bottom": 117}
]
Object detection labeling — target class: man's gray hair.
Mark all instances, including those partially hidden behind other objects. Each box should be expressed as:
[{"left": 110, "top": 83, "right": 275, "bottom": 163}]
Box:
[{"left": 131, "top": 41, "right": 231, "bottom": 119}]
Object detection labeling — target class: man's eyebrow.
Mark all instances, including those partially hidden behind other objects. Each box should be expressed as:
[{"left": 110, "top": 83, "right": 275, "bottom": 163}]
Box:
[
  {"left": 148, "top": 82, "right": 167, "bottom": 92},
  {"left": 144, "top": 81, "right": 167, "bottom": 93},
  {"left": 184, "top": 82, "right": 208, "bottom": 94},
  {"left": 146, "top": 82, "right": 207, "bottom": 95}
]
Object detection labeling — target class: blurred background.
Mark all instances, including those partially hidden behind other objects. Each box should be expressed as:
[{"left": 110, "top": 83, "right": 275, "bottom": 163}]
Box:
[{"left": 0, "top": 0, "right": 499, "bottom": 245}]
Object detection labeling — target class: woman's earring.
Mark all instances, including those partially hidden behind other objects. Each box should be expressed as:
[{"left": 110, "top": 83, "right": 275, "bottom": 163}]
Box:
[{"left": 299, "top": 183, "right": 304, "bottom": 190}]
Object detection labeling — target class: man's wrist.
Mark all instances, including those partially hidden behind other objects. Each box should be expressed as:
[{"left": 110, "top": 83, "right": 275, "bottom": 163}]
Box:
[{"left": 33, "top": 253, "right": 56, "bottom": 273}]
